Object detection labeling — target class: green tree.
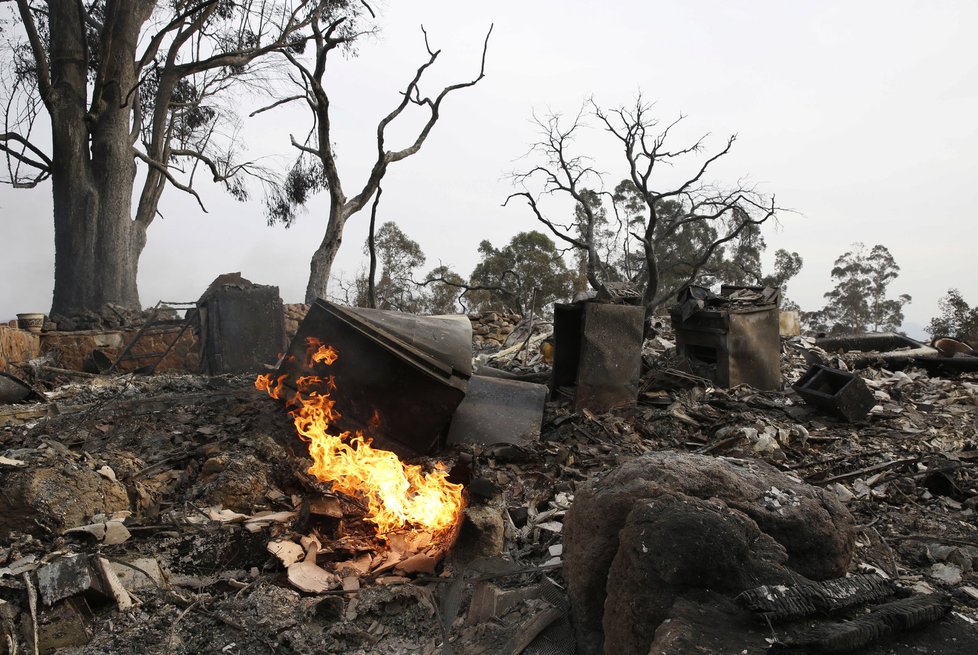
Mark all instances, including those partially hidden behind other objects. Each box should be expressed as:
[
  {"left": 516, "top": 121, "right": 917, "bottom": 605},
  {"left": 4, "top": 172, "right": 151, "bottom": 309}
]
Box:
[
  {"left": 805, "top": 243, "right": 910, "bottom": 334},
  {"left": 468, "top": 231, "right": 573, "bottom": 315},
  {"left": 926, "top": 289, "right": 978, "bottom": 341},
  {"left": 865, "top": 244, "right": 911, "bottom": 331},
  {"left": 760, "top": 249, "right": 804, "bottom": 309},
  {"left": 716, "top": 218, "right": 766, "bottom": 286},
  {"left": 419, "top": 265, "right": 467, "bottom": 315},
  {"left": 354, "top": 221, "right": 426, "bottom": 312},
  {"left": 607, "top": 180, "right": 771, "bottom": 296}
]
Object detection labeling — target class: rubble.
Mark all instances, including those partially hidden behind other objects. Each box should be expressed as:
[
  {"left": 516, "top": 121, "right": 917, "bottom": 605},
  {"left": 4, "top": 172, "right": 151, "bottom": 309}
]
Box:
[
  {"left": 468, "top": 311, "right": 523, "bottom": 350},
  {"left": 0, "top": 312, "right": 975, "bottom": 655},
  {"left": 1, "top": 461, "right": 130, "bottom": 536}
]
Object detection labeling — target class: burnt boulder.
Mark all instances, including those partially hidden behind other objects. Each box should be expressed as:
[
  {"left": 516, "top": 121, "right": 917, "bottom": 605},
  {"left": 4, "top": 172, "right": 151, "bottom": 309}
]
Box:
[{"left": 563, "top": 452, "right": 854, "bottom": 654}]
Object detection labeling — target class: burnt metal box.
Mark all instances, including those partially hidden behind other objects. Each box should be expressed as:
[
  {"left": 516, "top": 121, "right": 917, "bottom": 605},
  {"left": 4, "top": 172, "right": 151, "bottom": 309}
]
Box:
[
  {"left": 552, "top": 302, "right": 645, "bottom": 413},
  {"left": 200, "top": 285, "right": 286, "bottom": 374},
  {"left": 276, "top": 301, "right": 472, "bottom": 457},
  {"left": 669, "top": 301, "right": 781, "bottom": 390},
  {"left": 793, "top": 364, "right": 876, "bottom": 422}
]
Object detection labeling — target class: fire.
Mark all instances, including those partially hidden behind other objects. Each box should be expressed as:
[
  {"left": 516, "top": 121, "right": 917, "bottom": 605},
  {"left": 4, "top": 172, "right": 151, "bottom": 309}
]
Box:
[{"left": 256, "top": 337, "right": 463, "bottom": 538}]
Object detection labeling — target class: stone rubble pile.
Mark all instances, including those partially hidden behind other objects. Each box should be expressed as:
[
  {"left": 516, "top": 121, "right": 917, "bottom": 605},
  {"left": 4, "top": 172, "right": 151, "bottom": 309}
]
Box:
[{"left": 468, "top": 311, "right": 522, "bottom": 350}]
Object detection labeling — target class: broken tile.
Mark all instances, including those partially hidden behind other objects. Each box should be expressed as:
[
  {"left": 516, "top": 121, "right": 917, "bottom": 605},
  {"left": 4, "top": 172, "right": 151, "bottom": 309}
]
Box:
[
  {"left": 287, "top": 541, "right": 338, "bottom": 593},
  {"left": 94, "top": 557, "right": 132, "bottom": 611},
  {"left": 64, "top": 518, "right": 131, "bottom": 545},
  {"left": 267, "top": 540, "right": 304, "bottom": 567},
  {"left": 395, "top": 553, "right": 438, "bottom": 576},
  {"left": 286, "top": 561, "right": 338, "bottom": 594}
]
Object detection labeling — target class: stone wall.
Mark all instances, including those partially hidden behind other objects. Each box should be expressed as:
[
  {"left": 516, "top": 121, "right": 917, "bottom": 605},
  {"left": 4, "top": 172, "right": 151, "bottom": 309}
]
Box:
[
  {"left": 283, "top": 303, "right": 310, "bottom": 342},
  {"left": 40, "top": 327, "right": 199, "bottom": 373},
  {"left": 0, "top": 326, "right": 41, "bottom": 372}
]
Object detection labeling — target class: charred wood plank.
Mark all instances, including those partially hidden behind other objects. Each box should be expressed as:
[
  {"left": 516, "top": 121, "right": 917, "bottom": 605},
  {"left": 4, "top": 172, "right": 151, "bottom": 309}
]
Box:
[
  {"left": 774, "top": 593, "right": 951, "bottom": 653},
  {"left": 738, "top": 574, "right": 896, "bottom": 622}
]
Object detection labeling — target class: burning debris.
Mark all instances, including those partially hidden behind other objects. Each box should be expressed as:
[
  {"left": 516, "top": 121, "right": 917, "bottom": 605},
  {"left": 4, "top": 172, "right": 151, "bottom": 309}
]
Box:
[{"left": 255, "top": 334, "right": 463, "bottom": 567}]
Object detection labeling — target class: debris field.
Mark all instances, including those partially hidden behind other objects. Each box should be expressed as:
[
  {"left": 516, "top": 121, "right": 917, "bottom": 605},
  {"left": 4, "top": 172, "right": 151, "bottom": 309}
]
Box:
[{"left": 1, "top": 313, "right": 977, "bottom": 655}]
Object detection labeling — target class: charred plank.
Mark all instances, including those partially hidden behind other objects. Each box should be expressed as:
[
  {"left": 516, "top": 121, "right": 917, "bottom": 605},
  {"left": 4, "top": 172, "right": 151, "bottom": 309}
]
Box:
[
  {"left": 738, "top": 574, "right": 895, "bottom": 622},
  {"left": 773, "top": 593, "right": 952, "bottom": 653}
]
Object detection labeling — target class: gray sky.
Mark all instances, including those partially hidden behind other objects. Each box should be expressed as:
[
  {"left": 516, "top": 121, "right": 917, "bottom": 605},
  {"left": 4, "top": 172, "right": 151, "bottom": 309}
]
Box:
[{"left": 2, "top": 0, "right": 977, "bottom": 338}]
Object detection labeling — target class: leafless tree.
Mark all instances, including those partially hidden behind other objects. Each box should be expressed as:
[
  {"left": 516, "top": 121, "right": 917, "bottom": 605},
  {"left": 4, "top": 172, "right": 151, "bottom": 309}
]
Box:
[
  {"left": 507, "top": 95, "right": 778, "bottom": 318},
  {"left": 505, "top": 109, "right": 613, "bottom": 298},
  {"left": 265, "top": 12, "right": 491, "bottom": 303},
  {"left": 1, "top": 0, "right": 337, "bottom": 317}
]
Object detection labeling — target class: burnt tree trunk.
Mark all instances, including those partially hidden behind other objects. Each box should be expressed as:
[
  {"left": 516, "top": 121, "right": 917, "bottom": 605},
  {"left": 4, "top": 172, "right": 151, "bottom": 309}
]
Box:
[
  {"left": 305, "top": 203, "right": 349, "bottom": 303},
  {"left": 46, "top": 1, "right": 152, "bottom": 317}
]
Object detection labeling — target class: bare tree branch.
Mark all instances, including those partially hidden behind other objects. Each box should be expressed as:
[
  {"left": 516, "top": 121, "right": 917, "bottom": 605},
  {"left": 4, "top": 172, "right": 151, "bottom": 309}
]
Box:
[
  {"left": 503, "top": 192, "right": 588, "bottom": 250},
  {"left": 249, "top": 94, "right": 305, "bottom": 117},
  {"left": 281, "top": 18, "right": 492, "bottom": 302},
  {"left": 0, "top": 131, "right": 52, "bottom": 171},
  {"left": 134, "top": 149, "right": 208, "bottom": 212},
  {"left": 136, "top": 1, "right": 219, "bottom": 72},
  {"left": 510, "top": 93, "right": 780, "bottom": 317},
  {"left": 14, "top": 0, "right": 50, "bottom": 100}
]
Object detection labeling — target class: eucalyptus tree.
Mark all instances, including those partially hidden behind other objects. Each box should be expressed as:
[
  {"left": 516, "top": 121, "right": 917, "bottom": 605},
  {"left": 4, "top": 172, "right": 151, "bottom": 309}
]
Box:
[
  {"left": 263, "top": 10, "right": 492, "bottom": 303},
  {"left": 1, "top": 0, "right": 336, "bottom": 317}
]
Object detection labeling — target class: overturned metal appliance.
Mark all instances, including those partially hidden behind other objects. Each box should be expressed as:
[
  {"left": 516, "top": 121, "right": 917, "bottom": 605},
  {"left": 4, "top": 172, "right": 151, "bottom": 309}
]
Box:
[{"left": 274, "top": 300, "right": 473, "bottom": 457}]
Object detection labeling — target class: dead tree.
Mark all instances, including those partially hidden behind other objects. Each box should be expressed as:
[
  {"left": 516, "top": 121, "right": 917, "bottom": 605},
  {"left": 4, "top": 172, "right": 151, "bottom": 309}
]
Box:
[
  {"left": 505, "top": 110, "right": 614, "bottom": 299},
  {"left": 269, "top": 15, "right": 491, "bottom": 303},
  {"left": 507, "top": 96, "right": 778, "bottom": 318},
  {"left": 1, "top": 1, "right": 331, "bottom": 317}
]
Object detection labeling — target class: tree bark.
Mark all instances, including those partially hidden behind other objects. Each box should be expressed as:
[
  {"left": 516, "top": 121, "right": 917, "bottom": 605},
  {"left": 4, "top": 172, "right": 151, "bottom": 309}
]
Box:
[
  {"left": 47, "top": 0, "right": 153, "bottom": 317},
  {"left": 305, "top": 205, "right": 348, "bottom": 303},
  {"left": 47, "top": 0, "right": 99, "bottom": 316}
]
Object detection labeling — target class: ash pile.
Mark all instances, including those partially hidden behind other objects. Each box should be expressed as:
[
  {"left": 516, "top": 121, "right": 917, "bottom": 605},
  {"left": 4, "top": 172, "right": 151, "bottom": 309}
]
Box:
[{"left": 1, "top": 292, "right": 977, "bottom": 655}]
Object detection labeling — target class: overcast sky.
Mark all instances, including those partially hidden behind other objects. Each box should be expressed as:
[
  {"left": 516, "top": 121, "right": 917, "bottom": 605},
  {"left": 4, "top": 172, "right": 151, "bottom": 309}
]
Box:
[{"left": 2, "top": 0, "right": 976, "bottom": 337}]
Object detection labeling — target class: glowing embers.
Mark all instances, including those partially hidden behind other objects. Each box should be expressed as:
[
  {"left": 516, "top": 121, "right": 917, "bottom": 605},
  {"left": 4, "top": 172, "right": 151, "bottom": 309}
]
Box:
[{"left": 256, "top": 337, "right": 463, "bottom": 540}]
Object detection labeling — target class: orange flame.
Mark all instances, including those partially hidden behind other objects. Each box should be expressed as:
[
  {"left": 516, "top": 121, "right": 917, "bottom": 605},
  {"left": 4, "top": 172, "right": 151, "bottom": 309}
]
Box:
[{"left": 256, "top": 338, "right": 463, "bottom": 538}]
